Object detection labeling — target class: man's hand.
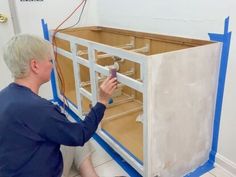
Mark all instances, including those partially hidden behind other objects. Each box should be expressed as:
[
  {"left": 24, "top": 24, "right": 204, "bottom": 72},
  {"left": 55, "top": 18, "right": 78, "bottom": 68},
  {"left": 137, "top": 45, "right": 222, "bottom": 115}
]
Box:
[{"left": 98, "top": 76, "right": 118, "bottom": 105}]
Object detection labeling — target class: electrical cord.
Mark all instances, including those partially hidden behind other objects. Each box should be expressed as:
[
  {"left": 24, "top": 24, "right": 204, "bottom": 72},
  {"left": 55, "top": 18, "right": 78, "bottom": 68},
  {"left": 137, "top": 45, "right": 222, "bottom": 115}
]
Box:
[
  {"left": 57, "top": 0, "right": 87, "bottom": 32},
  {"left": 52, "top": 0, "right": 87, "bottom": 111}
]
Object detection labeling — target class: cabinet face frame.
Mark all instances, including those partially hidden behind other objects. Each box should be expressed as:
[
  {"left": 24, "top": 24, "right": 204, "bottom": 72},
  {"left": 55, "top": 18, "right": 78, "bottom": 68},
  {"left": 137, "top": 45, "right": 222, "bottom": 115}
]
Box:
[
  {"left": 49, "top": 30, "right": 148, "bottom": 175},
  {"left": 48, "top": 27, "right": 221, "bottom": 177}
]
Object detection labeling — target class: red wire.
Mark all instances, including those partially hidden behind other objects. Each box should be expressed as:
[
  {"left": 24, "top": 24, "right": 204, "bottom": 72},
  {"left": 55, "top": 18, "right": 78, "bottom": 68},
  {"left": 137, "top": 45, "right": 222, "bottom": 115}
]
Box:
[
  {"left": 52, "top": 0, "right": 86, "bottom": 109},
  {"left": 54, "top": 0, "right": 85, "bottom": 33}
]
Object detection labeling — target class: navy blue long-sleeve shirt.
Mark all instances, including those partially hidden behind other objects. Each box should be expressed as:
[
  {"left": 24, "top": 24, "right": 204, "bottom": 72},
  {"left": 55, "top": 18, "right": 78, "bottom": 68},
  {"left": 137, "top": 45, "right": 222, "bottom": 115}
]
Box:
[{"left": 0, "top": 83, "right": 106, "bottom": 177}]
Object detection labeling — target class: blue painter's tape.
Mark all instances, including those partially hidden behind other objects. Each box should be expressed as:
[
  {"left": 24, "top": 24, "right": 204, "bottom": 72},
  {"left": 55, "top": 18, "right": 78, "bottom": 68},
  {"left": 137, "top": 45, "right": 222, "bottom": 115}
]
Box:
[
  {"left": 50, "top": 70, "right": 58, "bottom": 101},
  {"left": 208, "top": 34, "right": 224, "bottom": 42},
  {"left": 185, "top": 160, "right": 214, "bottom": 177},
  {"left": 186, "top": 17, "right": 232, "bottom": 177},
  {"left": 224, "top": 17, "right": 229, "bottom": 34},
  {"left": 41, "top": 19, "right": 58, "bottom": 101},
  {"left": 208, "top": 17, "right": 232, "bottom": 163},
  {"left": 41, "top": 19, "right": 49, "bottom": 40}
]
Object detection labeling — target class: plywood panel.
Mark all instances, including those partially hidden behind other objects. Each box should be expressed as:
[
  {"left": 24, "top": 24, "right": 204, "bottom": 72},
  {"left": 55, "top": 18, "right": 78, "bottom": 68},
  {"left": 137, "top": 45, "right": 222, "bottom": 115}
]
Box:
[
  {"left": 102, "top": 112, "right": 143, "bottom": 161},
  {"left": 57, "top": 54, "right": 76, "bottom": 105},
  {"left": 62, "top": 27, "right": 101, "bottom": 43},
  {"left": 150, "top": 40, "right": 190, "bottom": 55},
  {"left": 99, "top": 31, "right": 132, "bottom": 47}
]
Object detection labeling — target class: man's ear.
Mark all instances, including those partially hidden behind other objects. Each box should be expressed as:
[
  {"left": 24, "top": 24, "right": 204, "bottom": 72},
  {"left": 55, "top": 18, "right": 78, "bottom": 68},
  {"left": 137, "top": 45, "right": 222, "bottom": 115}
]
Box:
[{"left": 30, "top": 59, "right": 39, "bottom": 74}]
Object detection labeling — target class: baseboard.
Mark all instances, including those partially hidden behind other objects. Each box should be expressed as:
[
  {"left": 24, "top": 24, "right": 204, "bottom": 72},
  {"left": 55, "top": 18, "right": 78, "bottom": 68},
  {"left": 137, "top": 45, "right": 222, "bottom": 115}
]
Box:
[{"left": 215, "top": 153, "right": 236, "bottom": 176}]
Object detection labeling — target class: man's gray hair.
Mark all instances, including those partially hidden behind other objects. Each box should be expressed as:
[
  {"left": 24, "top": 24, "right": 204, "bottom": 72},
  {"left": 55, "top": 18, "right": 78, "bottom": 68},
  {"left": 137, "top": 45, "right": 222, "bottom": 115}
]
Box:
[{"left": 3, "top": 34, "right": 53, "bottom": 79}]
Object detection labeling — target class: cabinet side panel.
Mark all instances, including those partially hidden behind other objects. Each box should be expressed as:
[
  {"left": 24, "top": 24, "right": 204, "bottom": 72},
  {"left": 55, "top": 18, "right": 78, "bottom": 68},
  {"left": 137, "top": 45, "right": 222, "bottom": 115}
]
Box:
[{"left": 148, "top": 43, "right": 221, "bottom": 177}]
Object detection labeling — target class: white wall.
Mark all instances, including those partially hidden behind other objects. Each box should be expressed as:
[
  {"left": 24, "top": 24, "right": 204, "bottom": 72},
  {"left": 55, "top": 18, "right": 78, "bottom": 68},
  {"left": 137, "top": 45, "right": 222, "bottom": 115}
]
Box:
[
  {"left": 96, "top": 0, "right": 236, "bottom": 175},
  {"left": 14, "top": 0, "right": 99, "bottom": 99},
  {"left": 0, "top": 1, "right": 15, "bottom": 90},
  {"left": 6, "top": 0, "right": 236, "bottom": 175},
  {"left": 15, "top": 0, "right": 99, "bottom": 35}
]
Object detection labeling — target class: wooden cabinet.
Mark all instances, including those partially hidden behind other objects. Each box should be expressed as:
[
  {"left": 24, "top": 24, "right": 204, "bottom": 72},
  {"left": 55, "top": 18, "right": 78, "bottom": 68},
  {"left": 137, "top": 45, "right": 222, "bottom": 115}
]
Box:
[{"left": 49, "top": 26, "right": 221, "bottom": 177}]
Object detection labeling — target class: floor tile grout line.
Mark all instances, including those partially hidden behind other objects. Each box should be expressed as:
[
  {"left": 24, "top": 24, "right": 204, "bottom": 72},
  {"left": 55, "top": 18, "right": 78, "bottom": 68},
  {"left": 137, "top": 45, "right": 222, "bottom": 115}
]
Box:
[
  {"left": 209, "top": 171, "right": 218, "bottom": 177},
  {"left": 94, "top": 159, "right": 114, "bottom": 168}
]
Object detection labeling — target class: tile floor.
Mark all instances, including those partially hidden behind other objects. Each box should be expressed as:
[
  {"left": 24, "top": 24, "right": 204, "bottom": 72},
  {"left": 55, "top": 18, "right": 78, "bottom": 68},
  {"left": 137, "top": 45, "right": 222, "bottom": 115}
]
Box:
[
  {"left": 90, "top": 138, "right": 129, "bottom": 176},
  {"left": 90, "top": 138, "right": 234, "bottom": 177}
]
